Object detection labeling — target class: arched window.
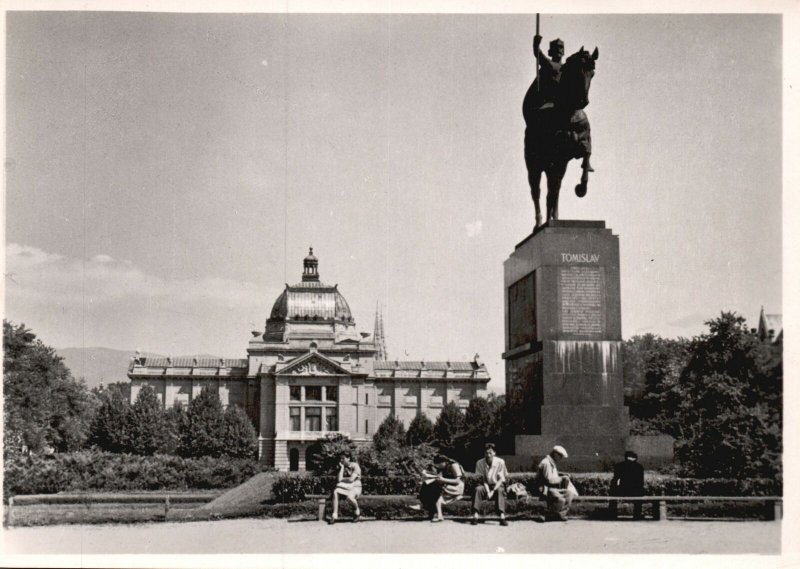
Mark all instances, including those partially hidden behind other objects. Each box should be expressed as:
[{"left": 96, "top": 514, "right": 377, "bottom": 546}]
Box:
[{"left": 289, "top": 448, "right": 300, "bottom": 472}]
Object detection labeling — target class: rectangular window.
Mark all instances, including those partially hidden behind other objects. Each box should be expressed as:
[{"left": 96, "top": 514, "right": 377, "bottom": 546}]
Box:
[
  {"left": 290, "top": 386, "right": 301, "bottom": 401},
  {"left": 289, "top": 407, "right": 301, "bottom": 431},
  {"left": 365, "top": 419, "right": 369, "bottom": 434},
  {"left": 325, "top": 407, "right": 338, "bottom": 431},
  {"left": 365, "top": 393, "right": 369, "bottom": 405},
  {"left": 325, "top": 385, "right": 338, "bottom": 402},
  {"left": 305, "top": 407, "right": 322, "bottom": 431},
  {"left": 305, "top": 386, "right": 322, "bottom": 401}
]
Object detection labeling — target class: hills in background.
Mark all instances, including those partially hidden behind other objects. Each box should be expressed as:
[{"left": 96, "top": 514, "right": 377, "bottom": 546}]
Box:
[{"left": 56, "top": 347, "right": 223, "bottom": 391}]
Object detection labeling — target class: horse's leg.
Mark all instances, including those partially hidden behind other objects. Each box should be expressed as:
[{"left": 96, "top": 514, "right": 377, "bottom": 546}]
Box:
[
  {"left": 575, "top": 154, "right": 591, "bottom": 198},
  {"left": 546, "top": 161, "right": 568, "bottom": 222},
  {"left": 527, "top": 166, "right": 543, "bottom": 229}
]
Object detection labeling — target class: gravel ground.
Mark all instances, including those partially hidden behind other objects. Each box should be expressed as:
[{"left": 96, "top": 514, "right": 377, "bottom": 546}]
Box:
[{"left": 2, "top": 517, "right": 781, "bottom": 555}]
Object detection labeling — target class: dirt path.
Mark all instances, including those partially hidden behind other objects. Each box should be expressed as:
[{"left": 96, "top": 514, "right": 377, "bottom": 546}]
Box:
[{"left": 2, "top": 518, "right": 780, "bottom": 555}]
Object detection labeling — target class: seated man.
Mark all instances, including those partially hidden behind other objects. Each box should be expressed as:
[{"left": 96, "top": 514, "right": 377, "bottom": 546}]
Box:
[
  {"left": 471, "top": 443, "right": 509, "bottom": 526},
  {"left": 329, "top": 451, "right": 362, "bottom": 524},
  {"left": 609, "top": 450, "right": 645, "bottom": 519},
  {"left": 535, "top": 445, "right": 576, "bottom": 522}
]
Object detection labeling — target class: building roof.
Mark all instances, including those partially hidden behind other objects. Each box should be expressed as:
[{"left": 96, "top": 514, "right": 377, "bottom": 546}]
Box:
[
  {"left": 137, "top": 356, "right": 248, "bottom": 368},
  {"left": 268, "top": 251, "right": 354, "bottom": 323},
  {"left": 373, "top": 359, "right": 490, "bottom": 381},
  {"left": 374, "top": 360, "right": 479, "bottom": 371}
]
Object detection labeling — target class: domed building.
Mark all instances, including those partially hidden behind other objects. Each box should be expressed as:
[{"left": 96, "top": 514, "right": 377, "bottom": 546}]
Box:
[{"left": 128, "top": 250, "right": 491, "bottom": 471}]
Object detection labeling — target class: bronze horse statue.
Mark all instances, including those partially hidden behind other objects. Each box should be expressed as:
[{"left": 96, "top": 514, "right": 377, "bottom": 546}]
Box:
[{"left": 523, "top": 46, "right": 598, "bottom": 229}]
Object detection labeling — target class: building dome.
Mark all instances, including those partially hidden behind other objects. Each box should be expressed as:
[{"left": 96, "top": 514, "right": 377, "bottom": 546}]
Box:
[{"left": 268, "top": 248, "right": 354, "bottom": 323}]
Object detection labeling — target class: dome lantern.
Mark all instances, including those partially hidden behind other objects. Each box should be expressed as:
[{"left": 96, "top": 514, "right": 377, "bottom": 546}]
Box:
[{"left": 302, "top": 247, "right": 320, "bottom": 282}]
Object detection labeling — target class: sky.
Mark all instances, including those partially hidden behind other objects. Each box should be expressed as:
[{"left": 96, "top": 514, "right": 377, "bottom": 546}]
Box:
[{"left": 3, "top": 11, "right": 783, "bottom": 392}]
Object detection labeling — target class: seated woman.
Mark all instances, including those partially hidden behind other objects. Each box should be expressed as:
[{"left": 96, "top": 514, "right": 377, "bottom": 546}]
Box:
[
  {"left": 415, "top": 455, "right": 465, "bottom": 522},
  {"left": 329, "top": 451, "right": 362, "bottom": 524}
]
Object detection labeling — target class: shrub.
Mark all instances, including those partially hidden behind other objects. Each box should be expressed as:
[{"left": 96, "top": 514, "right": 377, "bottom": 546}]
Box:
[
  {"left": 358, "top": 442, "right": 438, "bottom": 476},
  {"left": 269, "top": 471, "right": 782, "bottom": 503},
  {"left": 3, "top": 451, "right": 268, "bottom": 500},
  {"left": 305, "top": 434, "right": 357, "bottom": 475}
]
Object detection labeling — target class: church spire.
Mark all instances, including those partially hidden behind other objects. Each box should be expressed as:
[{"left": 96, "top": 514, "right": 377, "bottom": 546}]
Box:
[{"left": 373, "top": 301, "right": 388, "bottom": 360}]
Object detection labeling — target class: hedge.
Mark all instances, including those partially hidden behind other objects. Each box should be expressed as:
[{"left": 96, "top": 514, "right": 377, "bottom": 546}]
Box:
[
  {"left": 3, "top": 451, "right": 270, "bottom": 500},
  {"left": 271, "top": 472, "right": 781, "bottom": 503}
]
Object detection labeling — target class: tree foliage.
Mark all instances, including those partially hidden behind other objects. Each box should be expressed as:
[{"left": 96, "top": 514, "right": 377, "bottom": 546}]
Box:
[
  {"left": 179, "top": 387, "right": 226, "bottom": 457},
  {"left": 359, "top": 442, "right": 439, "bottom": 476},
  {"left": 406, "top": 412, "right": 435, "bottom": 446},
  {"left": 373, "top": 414, "right": 407, "bottom": 452},
  {"left": 88, "top": 383, "right": 132, "bottom": 453},
  {"left": 433, "top": 401, "right": 466, "bottom": 458},
  {"left": 630, "top": 313, "right": 782, "bottom": 478},
  {"left": 3, "top": 320, "right": 96, "bottom": 454},
  {"left": 458, "top": 395, "right": 504, "bottom": 464},
  {"left": 127, "top": 386, "right": 169, "bottom": 455},
  {"left": 222, "top": 404, "right": 258, "bottom": 459},
  {"left": 306, "top": 433, "right": 358, "bottom": 474}
]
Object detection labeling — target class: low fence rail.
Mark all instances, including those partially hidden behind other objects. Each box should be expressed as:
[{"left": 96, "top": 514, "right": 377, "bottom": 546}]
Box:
[
  {"left": 6, "top": 492, "right": 221, "bottom": 526},
  {"left": 308, "top": 493, "right": 783, "bottom": 522}
]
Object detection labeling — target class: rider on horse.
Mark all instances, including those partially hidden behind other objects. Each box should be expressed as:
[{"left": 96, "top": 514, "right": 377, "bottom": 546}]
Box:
[
  {"left": 523, "top": 34, "right": 598, "bottom": 229},
  {"left": 527, "top": 35, "right": 564, "bottom": 112}
]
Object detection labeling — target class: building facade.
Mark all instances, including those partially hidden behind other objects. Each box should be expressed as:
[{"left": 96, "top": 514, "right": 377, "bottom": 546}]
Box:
[{"left": 128, "top": 250, "right": 490, "bottom": 471}]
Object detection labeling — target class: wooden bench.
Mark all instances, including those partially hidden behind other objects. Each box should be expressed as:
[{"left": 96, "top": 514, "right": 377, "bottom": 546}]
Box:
[{"left": 307, "top": 493, "right": 782, "bottom": 522}]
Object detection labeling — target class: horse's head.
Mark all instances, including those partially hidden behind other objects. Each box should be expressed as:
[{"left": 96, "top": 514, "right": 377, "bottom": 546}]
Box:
[{"left": 557, "top": 46, "right": 599, "bottom": 111}]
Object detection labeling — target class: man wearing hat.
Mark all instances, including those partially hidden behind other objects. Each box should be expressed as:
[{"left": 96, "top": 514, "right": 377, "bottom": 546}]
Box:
[
  {"left": 609, "top": 451, "right": 645, "bottom": 519},
  {"left": 535, "top": 445, "right": 575, "bottom": 521}
]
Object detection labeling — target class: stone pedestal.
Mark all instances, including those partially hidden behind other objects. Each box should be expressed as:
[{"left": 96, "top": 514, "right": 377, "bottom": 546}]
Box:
[{"left": 502, "top": 220, "right": 630, "bottom": 471}]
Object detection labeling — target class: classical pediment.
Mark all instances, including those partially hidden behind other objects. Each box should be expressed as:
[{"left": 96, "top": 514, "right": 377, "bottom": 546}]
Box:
[{"left": 276, "top": 351, "right": 350, "bottom": 376}]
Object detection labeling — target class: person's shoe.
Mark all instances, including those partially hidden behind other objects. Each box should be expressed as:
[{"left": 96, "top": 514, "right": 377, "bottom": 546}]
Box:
[
  {"left": 431, "top": 517, "right": 443, "bottom": 523},
  {"left": 353, "top": 513, "right": 361, "bottom": 523},
  {"left": 500, "top": 519, "right": 509, "bottom": 527},
  {"left": 328, "top": 517, "right": 336, "bottom": 525},
  {"left": 408, "top": 504, "right": 422, "bottom": 511},
  {"left": 470, "top": 518, "right": 478, "bottom": 526},
  {"left": 532, "top": 515, "right": 546, "bottom": 523}
]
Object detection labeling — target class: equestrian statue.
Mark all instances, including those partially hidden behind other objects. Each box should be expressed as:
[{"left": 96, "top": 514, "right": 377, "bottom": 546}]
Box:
[{"left": 523, "top": 32, "right": 598, "bottom": 229}]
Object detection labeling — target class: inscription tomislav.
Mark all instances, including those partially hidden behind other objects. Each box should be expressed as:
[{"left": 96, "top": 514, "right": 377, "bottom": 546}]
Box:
[
  {"left": 561, "top": 253, "right": 600, "bottom": 263},
  {"left": 559, "top": 266, "right": 605, "bottom": 335}
]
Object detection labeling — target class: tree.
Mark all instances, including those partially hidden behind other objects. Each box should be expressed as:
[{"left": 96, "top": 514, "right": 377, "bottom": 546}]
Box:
[
  {"left": 222, "top": 404, "right": 258, "bottom": 459},
  {"left": 373, "top": 414, "right": 407, "bottom": 452},
  {"left": 459, "top": 395, "right": 504, "bottom": 463},
  {"left": 359, "top": 441, "right": 438, "bottom": 476},
  {"left": 433, "top": 401, "right": 466, "bottom": 458},
  {"left": 126, "top": 386, "right": 168, "bottom": 455},
  {"left": 179, "top": 387, "right": 226, "bottom": 457},
  {"left": 306, "top": 433, "right": 358, "bottom": 474},
  {"left": 3, "top": 320, "right": 96, "bottom": 454},
  {"left": 622, "top": 334, "right": 691, "bottom": 426},
  {"left": 406, "top": 412, "right": 435, "bottom": 446},
  {"left": 657, "top": 312, "right": 782, "bottom": 478},
  {"left": 88, "top": 382, "right": 132, "bottom": 453},
  {"left": 161, "top": 404, "right": 188, "bottom": 455}
]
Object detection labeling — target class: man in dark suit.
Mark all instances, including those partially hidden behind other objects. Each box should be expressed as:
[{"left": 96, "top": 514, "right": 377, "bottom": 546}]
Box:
[{"left": 609, "top": 450, "right": 645, "bottom": 519}]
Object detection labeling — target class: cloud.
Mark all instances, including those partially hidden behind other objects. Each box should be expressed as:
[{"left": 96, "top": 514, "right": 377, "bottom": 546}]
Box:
[{"left": 5, "top": 243, "right": 263, "bottom": 310}]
